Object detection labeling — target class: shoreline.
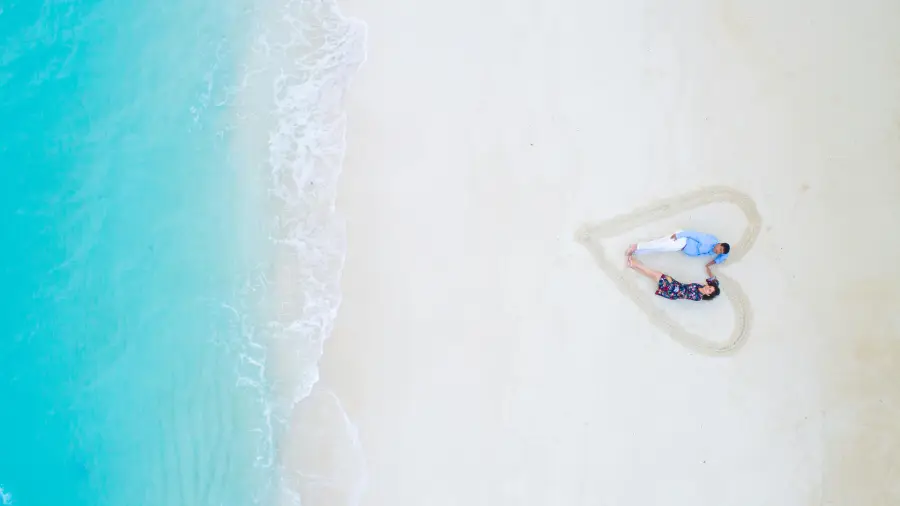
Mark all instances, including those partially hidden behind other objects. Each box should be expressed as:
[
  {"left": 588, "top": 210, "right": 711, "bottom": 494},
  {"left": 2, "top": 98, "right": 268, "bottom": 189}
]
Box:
[{"left": 231, "top": 0, "right": 368, "bottom": 503}]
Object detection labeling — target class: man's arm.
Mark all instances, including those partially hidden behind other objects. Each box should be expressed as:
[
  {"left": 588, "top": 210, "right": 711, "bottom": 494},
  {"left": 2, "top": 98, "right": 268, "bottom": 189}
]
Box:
[
  {"left": 675, "top": 230, "right": 716, "bottom": 243},
  {"left": 674, "top": 230, "right": 694, "bottom": 240}
]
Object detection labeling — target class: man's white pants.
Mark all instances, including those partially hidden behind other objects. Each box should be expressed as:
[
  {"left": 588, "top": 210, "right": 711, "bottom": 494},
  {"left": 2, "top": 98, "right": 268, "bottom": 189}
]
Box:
[{"left": 635, "top": 232, "right": 687, "bottom": 254}]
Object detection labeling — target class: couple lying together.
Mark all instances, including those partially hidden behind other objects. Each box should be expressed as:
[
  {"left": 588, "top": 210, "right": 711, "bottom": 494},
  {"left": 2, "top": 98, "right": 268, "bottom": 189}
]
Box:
[{"left": 625, "top": 230, "right": 730, "bottom": 302}]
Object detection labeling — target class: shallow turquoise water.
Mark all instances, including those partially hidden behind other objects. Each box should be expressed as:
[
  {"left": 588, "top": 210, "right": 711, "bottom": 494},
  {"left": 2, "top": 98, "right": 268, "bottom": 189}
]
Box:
[{"left": 0, "top": 1, "right": 269, "bottom": 504}]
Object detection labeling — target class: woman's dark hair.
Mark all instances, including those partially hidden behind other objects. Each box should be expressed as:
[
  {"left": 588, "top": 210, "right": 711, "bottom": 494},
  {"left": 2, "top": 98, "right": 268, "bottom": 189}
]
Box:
[
  {"left": 701, "top": 285, "right": 721, "bottom": 301},
  {"left": 720, "top": 243, "right": 731, "bottom": 254}
]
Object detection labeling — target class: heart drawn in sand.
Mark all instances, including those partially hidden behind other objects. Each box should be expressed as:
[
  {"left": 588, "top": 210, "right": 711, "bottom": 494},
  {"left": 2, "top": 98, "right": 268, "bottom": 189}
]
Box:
[{"left": 577, "top": 186, "right": 762, "bottom": 357}]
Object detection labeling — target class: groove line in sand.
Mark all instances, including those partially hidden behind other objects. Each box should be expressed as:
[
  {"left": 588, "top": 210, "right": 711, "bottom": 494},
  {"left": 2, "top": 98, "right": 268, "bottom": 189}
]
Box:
[{"left": 576, "top": 186, "right": 762, "bottom": 356}]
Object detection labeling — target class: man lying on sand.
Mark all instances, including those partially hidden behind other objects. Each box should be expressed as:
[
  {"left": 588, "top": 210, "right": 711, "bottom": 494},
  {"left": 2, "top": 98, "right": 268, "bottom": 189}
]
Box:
[
  {"left": 626, "top": 253, "right": 721, "bottom": 302},
  {"left": 626, "top": 229, "right": 730, "bottom": 267}
]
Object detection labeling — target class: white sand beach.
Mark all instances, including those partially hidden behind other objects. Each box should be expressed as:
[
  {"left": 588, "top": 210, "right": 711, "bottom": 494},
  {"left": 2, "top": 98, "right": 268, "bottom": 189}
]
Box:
[{"left": 321, "top": 0, "right": 900, "bottom": 504}]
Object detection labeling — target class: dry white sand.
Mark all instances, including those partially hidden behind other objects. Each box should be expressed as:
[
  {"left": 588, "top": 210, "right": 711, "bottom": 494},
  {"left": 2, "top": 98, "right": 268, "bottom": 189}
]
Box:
[{"left": 321, "top": 0, "right": 900, "bottom": 504}]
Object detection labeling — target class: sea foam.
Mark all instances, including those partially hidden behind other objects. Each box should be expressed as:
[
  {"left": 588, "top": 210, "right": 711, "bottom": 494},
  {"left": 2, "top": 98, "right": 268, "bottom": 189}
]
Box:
[{"left": 227, "top": 0, "right": 368, "bottom": 504}]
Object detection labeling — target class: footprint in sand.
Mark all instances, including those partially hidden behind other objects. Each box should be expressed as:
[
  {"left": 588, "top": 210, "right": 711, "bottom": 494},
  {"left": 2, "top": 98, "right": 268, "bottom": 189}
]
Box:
[{"left": 577, "top": 186, "right": 762, "bottom": 357}]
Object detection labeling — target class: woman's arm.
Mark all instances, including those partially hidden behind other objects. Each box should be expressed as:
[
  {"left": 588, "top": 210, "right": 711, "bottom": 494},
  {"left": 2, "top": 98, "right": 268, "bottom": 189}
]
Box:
[
  {"left": 628, "top": 257, "right": 663, "bottom": 282},
  {"left": 705, "top": 265, "right": 720, "bottom": 287}
]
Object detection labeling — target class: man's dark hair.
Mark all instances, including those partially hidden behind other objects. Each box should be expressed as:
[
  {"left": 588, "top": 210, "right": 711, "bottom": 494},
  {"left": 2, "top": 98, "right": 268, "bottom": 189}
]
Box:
[
  {"left": 720, "top": 243, "right": 731, "bottom": 254},
  {"left": 701, "top": 285, "right": 721, "bottom": 301}
]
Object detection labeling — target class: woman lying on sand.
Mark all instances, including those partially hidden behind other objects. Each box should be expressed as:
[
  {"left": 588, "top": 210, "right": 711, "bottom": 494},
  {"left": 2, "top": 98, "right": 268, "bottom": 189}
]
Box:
[{"left": 626, "top": 254, "right": 721, "bottom": 301}]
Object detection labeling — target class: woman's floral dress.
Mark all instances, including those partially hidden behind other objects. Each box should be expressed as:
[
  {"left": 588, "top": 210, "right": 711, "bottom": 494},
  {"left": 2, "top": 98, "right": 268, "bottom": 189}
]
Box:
[{"left": 655, "top": 275, "right": 718, "bottom": 301}]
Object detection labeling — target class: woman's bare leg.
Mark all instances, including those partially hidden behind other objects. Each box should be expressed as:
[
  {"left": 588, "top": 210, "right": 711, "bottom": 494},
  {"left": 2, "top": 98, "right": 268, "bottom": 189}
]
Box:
[{"left": 627, "top": 256, "right": 663, "bottom": 282}]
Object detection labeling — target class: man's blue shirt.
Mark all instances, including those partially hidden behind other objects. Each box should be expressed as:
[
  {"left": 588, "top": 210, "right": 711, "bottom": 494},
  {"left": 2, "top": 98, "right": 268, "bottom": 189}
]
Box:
[{"left": 676, "top": 230, "right": 728, "bottom": 264}]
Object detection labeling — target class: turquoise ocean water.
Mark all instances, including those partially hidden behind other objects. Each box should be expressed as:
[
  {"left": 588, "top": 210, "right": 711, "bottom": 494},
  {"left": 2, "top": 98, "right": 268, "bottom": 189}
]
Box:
[{"left": 0, "top": 1, "right": 366, "bottom": 505}]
